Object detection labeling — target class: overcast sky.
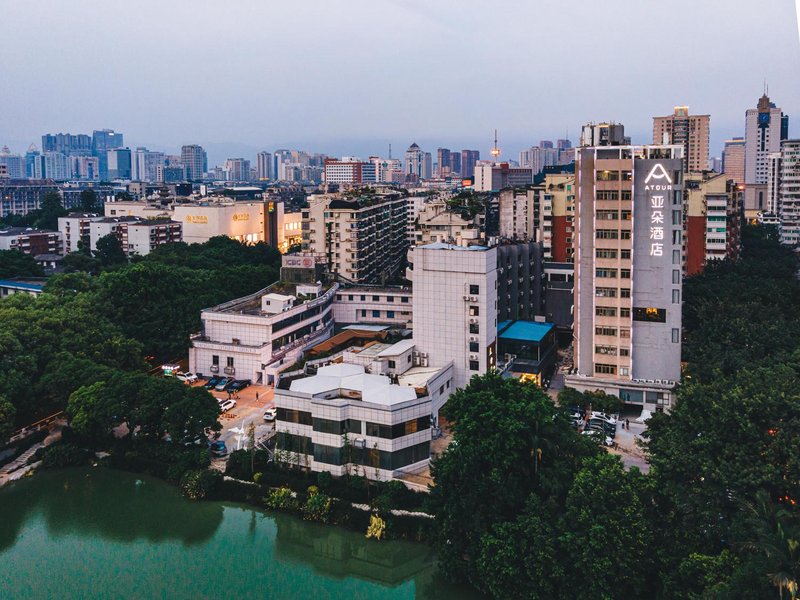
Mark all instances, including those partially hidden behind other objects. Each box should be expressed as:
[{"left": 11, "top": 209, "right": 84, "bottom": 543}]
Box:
[{"left": 1, "top": 0, "right": 798, "bottom": 165}]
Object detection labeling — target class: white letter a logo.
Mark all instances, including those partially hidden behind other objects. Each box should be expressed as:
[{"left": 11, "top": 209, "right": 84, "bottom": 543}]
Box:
[{"left": 645, "top": 164, "right": 673, "bottom": 184}]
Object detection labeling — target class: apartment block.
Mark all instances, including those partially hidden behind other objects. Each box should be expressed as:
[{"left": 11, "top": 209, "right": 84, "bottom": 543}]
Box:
[
  {"left": 473, "top": 162, "right": 533, "bottom": 192},
  {"left": 301, "top": 192, "right": 408, "bottom": 284},
  {"left": 89, "top": 216, "right": 182, "bottom": 256},
  {"left": 566, "top": 145, "right": 684, "bottom": 413},
  {"left": 744, "top": 94, "right": 789, "bottom": 215},
  {"left": 410, "top": 243, "right": 497, "bottom": 389},
  {"left": 653, "top": 106, "right": 710, "bottom": 173},
  {"left": 0, "top": 227, "right": 62, "bottom": 255},
  {"left": 722, "top": 138, "right": 745, "bottom": 185},
  {"left": 683, "top": 173, "right": 742, "bottom": 275},
  {"left": 332, "top": 286, "right": 413, "bottom": 328}
]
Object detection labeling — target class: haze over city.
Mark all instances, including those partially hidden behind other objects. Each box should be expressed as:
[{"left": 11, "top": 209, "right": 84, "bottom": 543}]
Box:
[{"left": 1, "top": 0, "right": 799, "bottom": 164}]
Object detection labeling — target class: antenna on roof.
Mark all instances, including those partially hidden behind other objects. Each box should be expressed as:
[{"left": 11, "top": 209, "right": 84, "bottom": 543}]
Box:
[
  {"left": 491, "top": 129, "right": 500, "bottom": 161},
  {"left": 388, "top": 143, "right": 392, "bottom": 159}
]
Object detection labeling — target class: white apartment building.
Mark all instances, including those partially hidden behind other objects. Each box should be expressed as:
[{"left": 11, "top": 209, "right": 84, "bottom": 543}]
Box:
[
  {"left": 274, "top": 361, "right": 452, "bottom": 482},
  {"left": 301, "top": 192, "right": 408, "bottom": 284},
  {"left": 777, "top": 140, "right": 800, "bottom": 246},
  {"left": 499, "top": 188, "right": 536, "bottom": 241},
  {"left": 412, "top": 200, "right": 480, "bottom": 246},
  {"left": 322, "top": 159, "right": 376, "bottom": 185},
  {"left": 88, "top": 216, "right": 182, "bottom": 256},
  {"left": 58, "top": 213, "right": 97, "bottom": 253},
  {"left": 473, "top": 162, "right": 533, "bottom": 192},
  {"left": 189, "top": 281, "right": 339, "bottom": 385},
  {"left": 409, "top": 243, "right": 498, "bottom": 389},
  {"left": 332, "top": 286, "right": 413, "bottom": 328}
]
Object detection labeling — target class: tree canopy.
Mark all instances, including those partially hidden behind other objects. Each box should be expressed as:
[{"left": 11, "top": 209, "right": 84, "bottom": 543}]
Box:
[{"left": 0, "top": 249, "right": 44, "bottom": 279}]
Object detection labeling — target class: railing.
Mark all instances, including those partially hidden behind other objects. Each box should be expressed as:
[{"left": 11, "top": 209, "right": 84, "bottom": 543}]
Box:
[
  {"left": 8, "top": 411, "right": 64, "bottom": 445},
  {"left": 223, "top": 366, "right": 236, "bottom": 375},
  {"left": 209, "top": 365, "right": 219, "bottom": 373}
]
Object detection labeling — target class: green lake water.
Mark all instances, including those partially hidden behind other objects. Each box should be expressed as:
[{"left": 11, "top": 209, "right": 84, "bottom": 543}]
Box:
[{"left": 0, "top": 468, "right": 480, "bottom": 600}]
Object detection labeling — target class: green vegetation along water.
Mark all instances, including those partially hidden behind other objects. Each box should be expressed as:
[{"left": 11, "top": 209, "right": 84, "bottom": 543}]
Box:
[{"left": 0, "top": 468, "right": 480, "bottom": 600}]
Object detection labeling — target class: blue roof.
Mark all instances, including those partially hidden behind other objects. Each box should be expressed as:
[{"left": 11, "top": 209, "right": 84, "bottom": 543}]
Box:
[
  {"left": 0, "top": 279, "right": 44, "bottom": 291},
  {"left": 497, "top": 320, "right": 555, "bottom": 343}
]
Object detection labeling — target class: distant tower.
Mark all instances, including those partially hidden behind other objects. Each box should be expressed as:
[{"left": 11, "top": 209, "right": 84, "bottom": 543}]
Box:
[{"left": 491, "top": 129, "right": 501, "bottom": 161}]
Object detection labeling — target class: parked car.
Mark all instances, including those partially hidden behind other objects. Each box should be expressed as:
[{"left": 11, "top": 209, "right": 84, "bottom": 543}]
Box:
[
  {"left": 219, "top": 399, "right": 236, "bottom": 413},
  {"left": 263, "top": 408, "right": 277, "bottom": 422},
  {"left": 176, "top": 372, "right": 198, "bottom": 384},
  {"left": 229, "top": 379, "right": 252, "bottom": 392},
  {"left": 591, "top": 411, "right": 618, "bottom": 424},
  {"left": 215, "top": 378, "right": 233, "bottom": 392},
  {"left": 204, "top": 377, "right": 220, "bottom": 389},
  {"left": 210, "top": 441, "right": 228, "bottom": 456},
  {"left": 582, "top": 429, "right": 614, "bottom": 447}
]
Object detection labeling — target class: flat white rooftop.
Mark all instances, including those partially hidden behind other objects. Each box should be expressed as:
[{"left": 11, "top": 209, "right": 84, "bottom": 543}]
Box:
[{"left": 289, "top": 363, "right": 418, "bottom": 406}]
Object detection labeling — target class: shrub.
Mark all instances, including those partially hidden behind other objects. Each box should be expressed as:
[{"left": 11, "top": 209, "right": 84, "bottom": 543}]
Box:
[
  {"left": 253, "top": 472, "right": 263, "bottom": 484},
  {"left": 264, "top": 486, "right": 298, "bottom": 512},
  {"left": 180, "top": 469, "right": 221, "bottom": 500},
  {"left": 302, "top": 486, "right": 332, "bottom": 523},
  {"left": 366, "top": 514, "right": 386, "bottom": 540},
  {"left": 316, "top": 470, "right": 332, "bottom": 492},
  {"left": 40, "top": 443, "right": 89, "bottom": 469}
]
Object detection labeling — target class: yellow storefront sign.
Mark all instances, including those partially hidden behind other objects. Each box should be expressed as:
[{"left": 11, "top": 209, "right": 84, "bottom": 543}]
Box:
[{"left": 185, "top": 215, "right": 209, "bottom": 224}]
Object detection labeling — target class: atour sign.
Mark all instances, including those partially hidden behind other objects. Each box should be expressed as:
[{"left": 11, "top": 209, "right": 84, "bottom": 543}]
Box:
[{"left": 643, "top": 164, "right": 672, "bottom": 257}]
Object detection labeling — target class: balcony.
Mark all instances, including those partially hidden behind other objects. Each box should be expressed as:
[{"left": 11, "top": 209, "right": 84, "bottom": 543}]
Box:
[
  {"left": 209, "top": 365, "right": 219, "bottom": 373},
  {"left": 224, "top": 366, "right": 236, "bottom": 375}
]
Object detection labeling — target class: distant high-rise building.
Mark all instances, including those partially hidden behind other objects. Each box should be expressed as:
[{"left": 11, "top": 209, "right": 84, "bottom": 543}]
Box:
[
  {"left": 224, "top": 158, "right": 251, "bottom": 182},
  {"left": 131, "top": 148, "right": 165, "bottom": 182},
  {"left": 519, "top": 144, "right": 560, "bottom": 174},
  {"left": 473, "top": 162, "right": 534, "bottom": 192},
  {"left": 0, "top": 147, "right": 25, "bottom": 179},
  {"left": 107, "top": 148, "right": 132, "bottom": 180},
  {"left": 450, "top": 151, "right": 462, "bottom": 176},
  {"left": 653, "top": 106, "right": 710, "bottom": 173},
  {"left": 566, "top": 143, "right": 684, "bottom": 413},
  {"left": 92, "top": 129, "right": 124, "bottom": 180},
  {"left": 256, "top": 151, "right": 273, "bottom": 180},
  {"left": 765, "top": 139, "right": 800, "bottom": 245},
  {"left": 405, "top": 143, "right": 426, "bottom": 180},
  {"left": 579, "top": 122, "right": 629, "bottom": 147},
  {"left": 557, "top": 139, "right": 572, "bottom": 150},
  {"left": 540, "top": 140, "right": 554, "bottom": 149},
  {"left": 42, "top": 133, "right": 92, "bottom": 156},
  {"left": 323, "top": 159, "right": 377, "bottom": 185},
  {"left": 437, "top": 148, "right": 451, "bottom": 177},
  {"left": 43, "top": 152, "right": 70, "bottom": 181},
  {"left": 69, "top": 156, "right": 100, "bottom": 180},
  {"left": 460, "top": 150, "right": 480, "bottom": 178},
  {"left": 25, "top": 144, "right": 41, "bottom": 179},
  {"left": 181, "top": 145, "right": 207, "bottom": 181},
  {"left": 722, "top": 137, "right": 745, "bottom": 185},
  {"left": 744, "top": 93, "right": 789, "bottom": 214}
]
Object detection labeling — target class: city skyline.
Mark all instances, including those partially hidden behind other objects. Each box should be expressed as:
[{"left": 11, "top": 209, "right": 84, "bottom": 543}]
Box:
[{"left": 1, "top": 0, "right": 798, "bottom": 165}]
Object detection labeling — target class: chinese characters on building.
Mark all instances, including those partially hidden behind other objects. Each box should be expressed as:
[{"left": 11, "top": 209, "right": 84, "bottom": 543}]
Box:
[{"left": 649, "top": 195, "right": 664, "bottom": 257}]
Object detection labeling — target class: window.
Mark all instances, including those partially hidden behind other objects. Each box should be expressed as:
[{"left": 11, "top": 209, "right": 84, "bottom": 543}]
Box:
[
  {"left": 401, "top": 297, "right": 410, "bottom": 303},
  {"left": 621, "top": 230, "right": 632, "bottom": 239},
  {"left": 672, "top": 230, "right": 682, "bottom": 244},
  {"left": 621, "top": 210, "right": 632, "bottom": 220},
  {"left": 620, "top": 328, "right": 631, "bottom": 338},
  {"left": 596, "top": 249, "right": 617, "bottom": 259},
  {"left": 469, "top": 323, "right": 479, "bottom": 334},
  {"left": 620, "top": 288, "right": 631, "bottom": 298},
  {"left": 361, "top": 309, "right": 367, "bottom": 317},
  {"left": 596, "top": 170, "right": 620, "bottom": 181},
  {"left": 469, "top": 306, "right": 479, "bottom": 316},
  {"left": 226, "top": 357, "right": 234, "bottom": 367},
  {"left": 596, "top": 268, "right": 617, "bottom": 278},
  {"left": 387, "top": 311, "right": 395, "bottom": 319},
  {"left": 672, "top": 210, "right": 682, "bottom": 225},
  {"left": 595, "top": 287, "right": 617, "bottom": 298},
  {"left": 620, "top": 269, "right": 631, "bottom": 279},
  {"left": 360, "top": 295, "right": 366, "bottom": 301},
  {"left": 672, "top": 289, "right": 680, "bottom": 304},
  {"left": 596, "top": 190, "right": 619, "bottom": 200},
  {"left": 672, "top": 249, "right": 681, "bottom": 264},
  {"left": 620, "top": 307, "right": 631, "bottom": 318},
  {"left": 671, "top": 270, "right": 679, "bottom": 284},
  {"left": 595, "top": 306, "right": 617, "bottom": 317},
  {"left": 620, "top": 367, "right": 630, "bottom": 376},
  {"left": 633, "top": 307, "right": 667, "bottom": 323},
  {"left": 348, "top": 294, "right": 354, "bottom": 301},
  {"left": 469, "top": 284, "right": 480, "bottom": 294},
  {"left": 596, "top": 210, "right": 619, "bottom": 220},
  {"left": 469, "top": 360, "right": 480, "bottom": 371},
  {"left": 672, "top": 328, "right": 680, "bottom": 343},
  {"left": 595, "top": 345, "right": 617, "bottom": 356},
  {"left": 621, "top": 170, "right": 632, "bottom": 181},
  {"left": 621, "top": 191, "right": 632, "bottom": 200},
  {"left": 621, "top": 249, "right": 631, "bottom": 260},
  {"left": 387, "top": 296, "right": 394, "bottom": 303},
  {"left": 596, "top": 229, "right": 618, "bottom": 239},
  {"left": 469, "top": 341, "right": 479, "bottom": 352},
  {"left": 620, "top": 348, "right": 630, "bottom": 357},
  {"left": 595, "top": 363, "right": 617, "bottom": 375},
  {"left": 595, "top": 326, "right": 617, "bottom": 336},
  {"left": 212, "top": 355, "right": 219, "bottom": 365},
  {"left": 276, "top": 408, "right": 313, "bottom": 426},
  {"left": 372, "top": 310, "right": 380, "bottom": 317},
  {"left": 388, "top": 360, "right": 396, "bottom": 369}
]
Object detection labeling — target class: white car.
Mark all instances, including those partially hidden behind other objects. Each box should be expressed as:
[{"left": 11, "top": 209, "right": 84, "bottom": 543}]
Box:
[
  {"left": 219, "top": 399, "right": 237, "bottom": 413},
  {"left": 590, "top": 411, "right": 618, "bottom": 424},
  {"left": 263, "top": 408, "right": 277, "bottom": 422},
  {"left": 176, "top": 372, "right": 198, "bottom": 384}
]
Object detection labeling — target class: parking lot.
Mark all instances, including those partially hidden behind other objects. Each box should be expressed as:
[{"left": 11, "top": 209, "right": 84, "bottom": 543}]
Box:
[{"left": 190, "top": 379, "right": 277, "bottom": 454}]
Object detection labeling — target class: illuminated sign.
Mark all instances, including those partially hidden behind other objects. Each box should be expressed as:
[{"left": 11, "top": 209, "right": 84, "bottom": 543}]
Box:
[
  {"left": 268, "top": 202, "right": 275, "bottom": 213},
  {"left": 643, "top": 164, "right": 672, "bottom": 257},
  {"left": 282, "top": 256, "right": 315, "bottom": 268},
  {"left": 633, "top": 307, "right": 667, "bottom": 323},
  {"left": 185, "top": 215, "right": 208, "bottom": 224},
  {"left": 232, "top": 213, "right": 250, "bottom": 222}
]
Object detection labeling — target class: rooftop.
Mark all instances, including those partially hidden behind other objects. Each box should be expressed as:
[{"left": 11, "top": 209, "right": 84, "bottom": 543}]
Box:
[
  {"left": 0, "top": 227, "right": 57, "bottom": 236},
  {"left": 0, "top": 277, "right": 47, "bottom": 291},
  {"left": 289, "top": 364, "right": 418, "bottom": 407},
  {"left": 498, "top": 320, "right": 555, "bottom": 344},
  {"left": 419, "top": 242, "right": 489, "bottom": 251}
]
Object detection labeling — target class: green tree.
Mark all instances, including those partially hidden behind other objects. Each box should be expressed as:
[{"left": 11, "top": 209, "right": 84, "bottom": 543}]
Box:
[
  {"left": 66, "top": 382, "right": 120, "bottom": 439},
  {"left": 560, "top": 454, "right": 655, "bottom": 599},
  {"left": 0, "top": 249, "right": 44, "bottom": 279},
  {"left": 0, "top": 395, "right": 17, "bottom": 444},
  {"left": 35, "top": 191, "right": 67, "bottom": 230},
  {"left": 93, "top": 233, "right": 127, "bottom": 267},
  {"left": 62, "top": 251, "right": 99, "bottom": 274},
  {"left": 162, "top": 386, "right": 220, "bottom": 442},
  {"left": 78, "top": 189, "right": 99, "bottom": 213},
  {"left": 430, "top": 373, "right": 597, "bottom": 585}
]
